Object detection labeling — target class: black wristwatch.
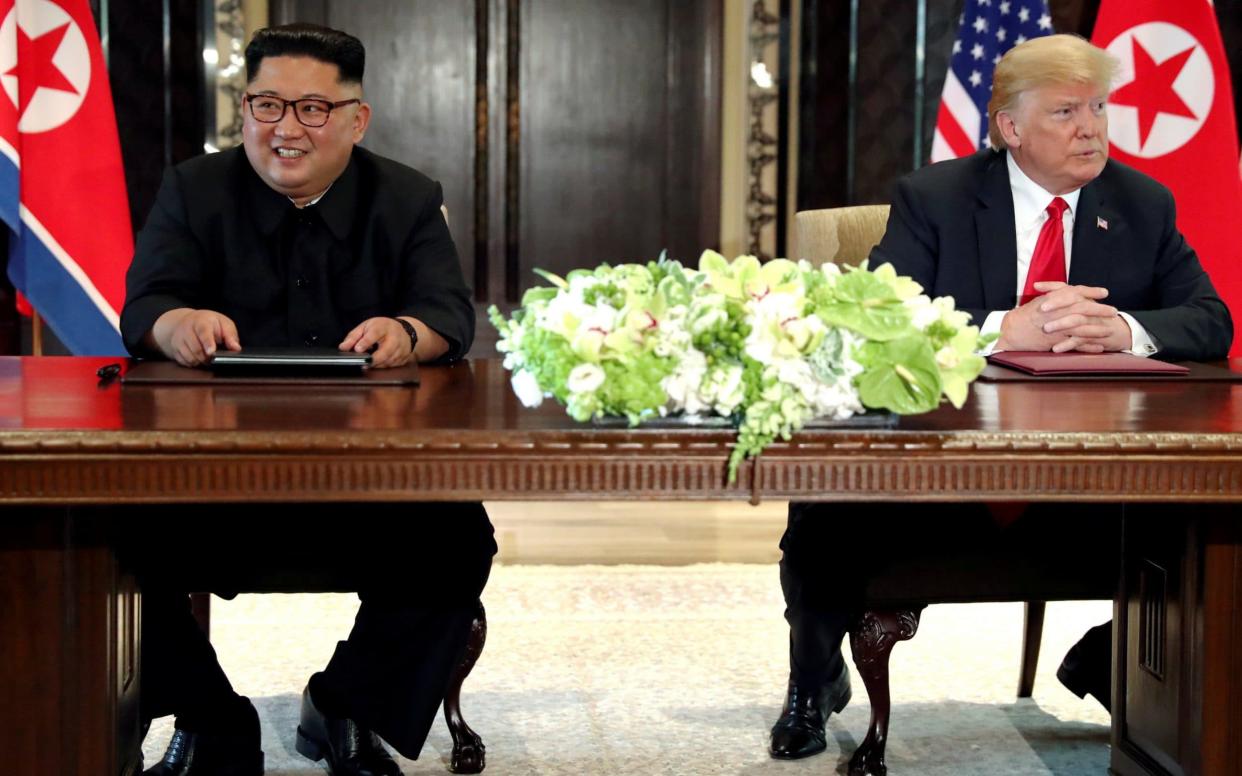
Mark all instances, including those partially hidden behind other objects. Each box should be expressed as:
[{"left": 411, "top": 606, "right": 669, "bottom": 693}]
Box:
[{"left": 391, "top": 317, "right": 419, "bottom": 355}]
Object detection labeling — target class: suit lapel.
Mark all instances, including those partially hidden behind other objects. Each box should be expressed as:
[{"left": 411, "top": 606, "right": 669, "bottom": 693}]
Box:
[
  {"left": 1068, "top": 177, "right": 1113, "bottom": 289},
  {"left": 975, "top": 153, "right": 1018, "bottom": 310}
]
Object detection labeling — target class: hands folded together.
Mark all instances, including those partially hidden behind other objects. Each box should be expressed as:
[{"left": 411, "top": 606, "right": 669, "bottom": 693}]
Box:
[{"left": 996, "top": 281, "right": 1133, "bottom": 353}]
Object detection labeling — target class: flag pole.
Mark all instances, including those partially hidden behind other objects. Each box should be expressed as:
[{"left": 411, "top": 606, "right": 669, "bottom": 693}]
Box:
[{"left": 31, "top": 310, "right": 43, "bottom": 356}]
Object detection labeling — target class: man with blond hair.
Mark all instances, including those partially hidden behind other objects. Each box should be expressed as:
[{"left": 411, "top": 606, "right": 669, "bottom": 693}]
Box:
[{"left": 769, "top": 34, "right": 1231, "bottom": 762}]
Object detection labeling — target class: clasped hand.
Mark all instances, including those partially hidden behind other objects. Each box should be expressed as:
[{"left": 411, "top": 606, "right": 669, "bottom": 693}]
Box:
[
  {"left": 996, "top": 282, "right": 1132, "bottom": 353},
  {"left": 157, "top": 309, "right": 415, "bottom": 368}
]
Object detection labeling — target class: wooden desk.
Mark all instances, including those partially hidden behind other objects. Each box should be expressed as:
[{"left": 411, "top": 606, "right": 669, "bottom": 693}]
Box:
[{"left": 1, "top": 356, "right": 1239, "bottom": 775}]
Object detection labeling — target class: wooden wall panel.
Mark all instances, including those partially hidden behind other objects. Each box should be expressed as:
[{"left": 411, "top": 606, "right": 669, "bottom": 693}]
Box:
[
  {"left": 107, "top": 0, "right": 204, "bottom": 234},
  {"left": 273, "top": 0, "right": 720, "bottom": 308},
  {"left": 853, "top": 0, "right": 918, "bottom": 204},
  {"left": 520, "top": 0, "right": 670, "bottom": 277},
  {"left": 796, "top": 0, "right": 851, "bottom": 215}
]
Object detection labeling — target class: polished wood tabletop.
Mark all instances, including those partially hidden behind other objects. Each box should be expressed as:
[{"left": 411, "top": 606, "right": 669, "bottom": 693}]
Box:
[{"left": 1, "top": 355, "right": 1240, "bottom": 503}]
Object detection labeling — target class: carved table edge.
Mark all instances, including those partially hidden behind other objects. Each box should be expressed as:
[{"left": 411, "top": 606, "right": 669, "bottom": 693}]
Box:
[{"left": 1, "top": 429, "right": 1241, "bottom": 456}]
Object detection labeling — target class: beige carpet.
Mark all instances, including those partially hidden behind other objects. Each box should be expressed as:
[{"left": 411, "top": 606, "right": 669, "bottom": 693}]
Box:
[{"left": 142, "top": 564, "right": 1112, "bottom": 775}]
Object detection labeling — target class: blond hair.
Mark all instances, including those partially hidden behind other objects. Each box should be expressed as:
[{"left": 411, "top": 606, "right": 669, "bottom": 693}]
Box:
[{"left": 987, "top": 34, "right": 1118, "bottom": 149}]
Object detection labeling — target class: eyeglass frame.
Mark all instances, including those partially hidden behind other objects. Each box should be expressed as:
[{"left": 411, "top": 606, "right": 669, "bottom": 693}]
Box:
[{"left": 243, "top": 93, "right": 362, "bottom": 127}]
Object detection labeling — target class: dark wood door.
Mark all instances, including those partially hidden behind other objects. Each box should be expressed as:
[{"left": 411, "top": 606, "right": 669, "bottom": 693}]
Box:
[{"left": 272, "top": 0, "right": 720, "bottom": 320}]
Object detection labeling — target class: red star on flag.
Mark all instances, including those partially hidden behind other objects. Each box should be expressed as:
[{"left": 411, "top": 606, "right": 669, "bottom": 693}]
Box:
[
  {"left": 1110, "top": 37, "right": 1197, "bottom": 148},
  {"left": 4, "top": 23, "right": 79, "bottom": 117}
]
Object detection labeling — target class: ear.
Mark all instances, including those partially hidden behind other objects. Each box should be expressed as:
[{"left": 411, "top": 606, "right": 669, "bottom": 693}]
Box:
[
  {"left": 351, "top": 101, "right": 372, "bottom": 144},
  {"left": 996, "top": 110, "right": 1021, "bottom": 150}
]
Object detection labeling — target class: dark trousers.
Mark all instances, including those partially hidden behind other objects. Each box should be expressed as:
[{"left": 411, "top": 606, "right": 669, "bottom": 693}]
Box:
[
  {"left": 779, "top": 501, "right": 1120, "bottom": 687},
  {"left": 132, "top": 501, "right": 496, "bottom": 760}
]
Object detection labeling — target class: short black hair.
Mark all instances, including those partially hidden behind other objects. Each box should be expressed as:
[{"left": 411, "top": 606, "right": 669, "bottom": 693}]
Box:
[{"left": 245, "top": 24, "right": 365, "bottom": 84}]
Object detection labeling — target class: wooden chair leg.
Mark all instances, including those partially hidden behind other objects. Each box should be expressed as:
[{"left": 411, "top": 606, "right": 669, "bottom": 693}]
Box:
[
  {"left": 1017, "top": 600, "right": 1046, "bottom": 698},
  {"left": 847, "top": 608, "right": 921, "bottom": 776},
  {"left": 189, "top": 592, "right": 211, "bottom": 638},
  {"left": 444, "top": 600, "right": 488, "bottom": 774}
]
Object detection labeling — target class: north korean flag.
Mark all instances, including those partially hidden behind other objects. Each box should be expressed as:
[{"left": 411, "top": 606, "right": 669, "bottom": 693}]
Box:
[
  {"left": 0, "top": 0, "right": 131, "bottom": 354},
  {"left": 1093, "top": 0, "right": 1242, "bottom": 356}
]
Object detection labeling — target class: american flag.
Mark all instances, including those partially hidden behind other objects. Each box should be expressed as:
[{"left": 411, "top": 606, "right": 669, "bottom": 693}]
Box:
[{"left": 930, "top": 0, "right": 1054, "bottom": 163}]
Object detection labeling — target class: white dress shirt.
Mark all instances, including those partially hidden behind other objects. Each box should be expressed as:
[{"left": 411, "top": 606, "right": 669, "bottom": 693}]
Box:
[{"left": 979, "top": 153, "right": 1158, "bottom": 356}]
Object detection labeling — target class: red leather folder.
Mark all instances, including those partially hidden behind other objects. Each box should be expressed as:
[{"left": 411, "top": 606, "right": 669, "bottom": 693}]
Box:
[{"left": 986, "top": 351, "right": 1190, "bottom": 376}]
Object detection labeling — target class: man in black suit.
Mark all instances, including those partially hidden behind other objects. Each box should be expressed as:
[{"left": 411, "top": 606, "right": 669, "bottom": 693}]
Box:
[
  {"left": 769, "top": 33, "right": 1232, "bottom": 760},
  {"left": 122, "top": 24, "right": 495, "bottom": 776}
]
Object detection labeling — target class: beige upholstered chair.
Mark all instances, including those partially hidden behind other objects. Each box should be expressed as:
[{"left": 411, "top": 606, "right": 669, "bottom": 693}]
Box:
[{"left": 794, "top": 204, "right": 891, "bottom": 266}]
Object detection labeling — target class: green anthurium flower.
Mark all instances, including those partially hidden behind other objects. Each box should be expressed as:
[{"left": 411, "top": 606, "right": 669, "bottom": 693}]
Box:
[
  {"left": 854, "top": 336, "right": 943, "bottom": 414},
  {"left": 812, "top": 269, "right": 913, "bottom": 341}
]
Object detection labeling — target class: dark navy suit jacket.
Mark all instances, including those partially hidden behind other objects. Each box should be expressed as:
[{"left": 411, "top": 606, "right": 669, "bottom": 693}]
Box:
[{"left": 870, "top": 149, "right": 1233, "bottom": 361}]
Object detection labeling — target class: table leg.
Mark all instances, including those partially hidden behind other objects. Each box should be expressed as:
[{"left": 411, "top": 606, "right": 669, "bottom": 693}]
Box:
[{"left": 0, "top": 507, "right": 143, "bottom": 776}]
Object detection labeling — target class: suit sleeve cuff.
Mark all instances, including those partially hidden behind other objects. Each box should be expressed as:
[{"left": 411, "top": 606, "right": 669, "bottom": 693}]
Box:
[{"left": 1120, "top": 312, "right": 1159, "bottom": 357}]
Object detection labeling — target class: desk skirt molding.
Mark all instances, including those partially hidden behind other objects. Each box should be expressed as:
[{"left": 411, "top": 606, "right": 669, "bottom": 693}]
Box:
[{"left": 0, "top": 429, "right": 1240, "bottom": 503}]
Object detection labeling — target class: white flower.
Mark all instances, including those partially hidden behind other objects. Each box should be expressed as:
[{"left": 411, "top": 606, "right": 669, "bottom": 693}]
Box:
[
  {"left": 510, "top": 370, "right": 545, "bottom": 408},
  {"left": 567, "top": 363, "right": 606, "bottom": 393},
  {"left": 783, "top": 315, "right": 824, "bottom": 352},
  {"left": 909, "top": 294, "right": 971, "bottom": 331},
  {"left": 711, "top": 365, "right": 746, "bottom": 415},
  {"left": 745, "top": 291, "right": 816, "bottom": 363},
  {"left": 661, "top": 349, "right": 708, "bottom": 414},
  {"left": 908, "top": 294, "right": 938, "bottom": 329}
]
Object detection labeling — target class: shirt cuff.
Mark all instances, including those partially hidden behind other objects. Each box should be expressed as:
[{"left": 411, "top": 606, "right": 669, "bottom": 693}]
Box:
[
  {"left": 1120, "top": 312, "right": 1159, "bottom": 357},
  {"left": 976, "top": 310, "right": 1008, "bottom": 355}
]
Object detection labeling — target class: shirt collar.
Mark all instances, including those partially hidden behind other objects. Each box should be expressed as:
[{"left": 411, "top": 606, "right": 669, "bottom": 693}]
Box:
[
  {"left": 1006, "top": 151, "right": 1081, "bottom": 229},
  {"left": 294, "top": 185, "right": 332, "bottom": 208}
]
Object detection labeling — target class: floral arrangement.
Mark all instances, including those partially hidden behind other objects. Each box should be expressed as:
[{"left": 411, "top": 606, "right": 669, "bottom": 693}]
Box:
[{"left": 488, "top": 251, "right": 988, "bottom": 481}]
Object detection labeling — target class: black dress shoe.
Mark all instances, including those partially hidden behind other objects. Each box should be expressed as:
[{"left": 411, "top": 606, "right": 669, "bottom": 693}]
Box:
[
  {"left": 768, "top": 667, "right": 852, "bottom": 760},
  {"left": 143, "top": 698, "right": 264, "bottom": 776},
  {"left": 295, "top": 686, "right": 403, "bottom": 776},
  {"left": 1057, "top": 621, "right": 1112, "bottom": 712}
]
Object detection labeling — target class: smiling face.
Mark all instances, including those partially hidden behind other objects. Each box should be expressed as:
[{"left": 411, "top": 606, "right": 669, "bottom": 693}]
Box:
[
  {"left": 997, "top": 81, "right": 1109, "bottom": 195},
  {"left": 242, "top": 55, "right": 370, "bottom": 206}
]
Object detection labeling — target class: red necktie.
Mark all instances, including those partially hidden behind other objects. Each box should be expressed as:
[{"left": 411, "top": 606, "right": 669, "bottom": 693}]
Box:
[{"left": 1020, "top": 196, "right": 1069, "bottom": 306}]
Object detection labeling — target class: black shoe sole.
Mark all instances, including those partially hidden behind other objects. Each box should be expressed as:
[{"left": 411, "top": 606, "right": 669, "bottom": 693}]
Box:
[
  {"left": 1056, "top": 664, "right": 1088, "bottom": 698},
  {"left": 294, "top": 726, "right": 326, "bottom": 762},
  {"left": 769, "top": 741, "right": 829, "bottom": 761},
  {"left": 1057, "top": 664, "right": 1111, "bottom": 712}
]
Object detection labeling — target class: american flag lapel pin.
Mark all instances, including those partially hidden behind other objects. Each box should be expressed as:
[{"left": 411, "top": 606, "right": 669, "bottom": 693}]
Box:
[{"left": 1097, "top": 216, "right": 1109, "bottom": 231}]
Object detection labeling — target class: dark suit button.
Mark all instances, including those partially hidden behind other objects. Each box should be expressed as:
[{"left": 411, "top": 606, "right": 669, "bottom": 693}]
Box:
[
  {"left": 305, "top": 334, "right": 319, "bottom": 346},
  {"left": 295, "top": 277, "right": 309, "bottom": 289}
]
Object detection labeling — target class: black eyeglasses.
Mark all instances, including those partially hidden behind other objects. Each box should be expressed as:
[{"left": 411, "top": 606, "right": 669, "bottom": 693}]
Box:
[{"left": 244, "top": 93, "right": 361, "bottom": 127}]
